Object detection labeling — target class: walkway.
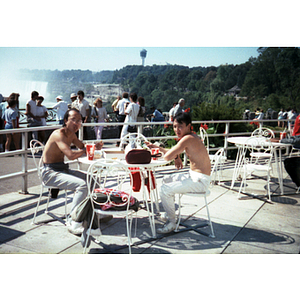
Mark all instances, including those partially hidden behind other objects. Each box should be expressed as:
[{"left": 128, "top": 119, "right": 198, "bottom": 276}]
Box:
[{"left": 0, "top": 156, "right": 299, "bottom": 254}]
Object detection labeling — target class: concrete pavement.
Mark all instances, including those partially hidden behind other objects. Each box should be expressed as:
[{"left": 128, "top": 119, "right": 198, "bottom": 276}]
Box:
[{"left": 0, "top": 160, "right": 299, "bottom": 254}]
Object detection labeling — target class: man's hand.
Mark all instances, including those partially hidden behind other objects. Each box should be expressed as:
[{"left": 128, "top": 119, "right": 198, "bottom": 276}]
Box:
[
  {"left": 95, "top": 140, "right": 104, "bottom": 150},
  {"left": 144, "top": 141, "right": 158, "bottom": 149},
  {"left": 174, "top": 157, "right": 183, "bottom": 169}
]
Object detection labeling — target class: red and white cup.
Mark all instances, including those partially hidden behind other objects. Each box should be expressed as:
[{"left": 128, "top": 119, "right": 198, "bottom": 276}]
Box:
[
  {"left": 86, "top": 144, "right": 95, "bottom": 160},
  {"left": 280, "top": 132, "right": 286, "bottom": 140},
  {"left": 151, "top": 148, "right": 160, "bottom": 160}
]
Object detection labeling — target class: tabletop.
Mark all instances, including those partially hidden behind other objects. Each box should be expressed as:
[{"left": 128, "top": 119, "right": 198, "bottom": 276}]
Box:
[
  {"left": 228, "top": 136, "right": 291, "bottom": 148},
  {"left": 78, "top": 156, "right": 170, "bottom": 168}
]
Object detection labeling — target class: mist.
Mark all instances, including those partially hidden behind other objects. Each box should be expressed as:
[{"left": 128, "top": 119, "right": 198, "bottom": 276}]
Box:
[{"left": 0, "top": 68, "right": 55, "bottom": 109}]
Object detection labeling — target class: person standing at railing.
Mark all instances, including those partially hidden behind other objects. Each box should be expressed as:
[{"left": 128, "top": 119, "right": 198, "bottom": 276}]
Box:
[
  {"left": 26, "top": 90, "right": 42, "bottom": 141},
  {"left": 168, "top": 102, "right": 177, "bottom": 122},
  {"left": 4, "top": 96, "right": 18, "bottom": 152},
  {"left": 52, "top": 95, "right": 68, "bottom": 125},
  {"left": 111, "top": 95, "right": 121, "bottom": 118},
  {"left": 36, "top": 96, "right": 49, "bottom": 144},
  {"left": 116, "top": 92, "right": 130, "bottom": 146},
  {"left": 292, "top": 114, "right": 300, "bottom": 137},
  {"left": 137, "top": 96, "right": 146, "bottom": 134},
  {"left": 71, "top": 90, "right": 90, "bottom": 140},
  {"left": 9, "top": 93, "right": 21, "bottom": 150},
  {"left": 68, "top": 93, "right": 77, "bottom": 109},
  {"left": 91, "top": 98, "right": 108, "bottom": 140},
  {"left": 172, "top": 98, "right": 185, "bottom": 118},
  {"left": 119, "top": 92, "right": 140, "bottom": 148},
  {"left": 0, "top": 93, "right": 5, "bottom": 152}
]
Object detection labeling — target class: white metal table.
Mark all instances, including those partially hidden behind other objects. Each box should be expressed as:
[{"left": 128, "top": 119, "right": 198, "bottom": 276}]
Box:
[
  {"left": 78, "top": 156, "right": 169, "bottom": 237},
  {"left": 228, "top": 136, "right": 291, "bottom": 195}
]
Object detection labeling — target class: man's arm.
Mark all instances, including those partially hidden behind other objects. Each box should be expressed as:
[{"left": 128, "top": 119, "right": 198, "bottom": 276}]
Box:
[
  {"left": 55, "top": 132, "right": 86, "bottom": 160},
  {"left": 84, "top": 109, "right": 89, "bottom": 122},
  {"left": 25, "top": 103, "right": 34, "bottom": 118},
  {"left": 145, "top": 139, "right": 185, "bottom": 169}
]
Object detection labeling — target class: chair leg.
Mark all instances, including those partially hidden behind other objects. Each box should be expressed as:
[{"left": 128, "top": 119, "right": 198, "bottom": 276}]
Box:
[
  {"left": 32, "top": 186, "right": 44, "bottom": 224},
  {"left": 175, "top": 194, "right": 182, "bottom": 232},
  {"left": 126, "top": 213, "right": 132, "bottom": 254},
  {"left": 204, "top": 195, "right": 215, "bottom": 238},
  {"left": 45, "top": 189, "right": 51, "bottom": 214},
  {"left": 64, "top": 190, "right": 68, "bottom": 222},
  {"left": 83, "top": 212, "right": 95, "bottom": 254}
]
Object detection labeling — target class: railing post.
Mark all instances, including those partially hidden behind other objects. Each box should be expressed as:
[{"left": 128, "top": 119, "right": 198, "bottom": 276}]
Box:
[
  {"left": 79, "top": 126, "right": 83, "bottom": 141},
  {"left": 224, "top": 121, "right": 230, "bottom": 156},
  {"left": 20, "top": 131, "right": 29, "bottom": 194}
]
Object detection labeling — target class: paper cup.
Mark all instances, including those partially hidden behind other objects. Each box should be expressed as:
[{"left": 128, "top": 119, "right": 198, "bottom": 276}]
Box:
[
  {"left": 86, "top": 144, "right": 95, "bottom": 160},
  {"left": 280, "top": 132, "right": 286, "bottom": 140},
  {"left": 151, "top": 148, "right": 159, "bottom": 160}
]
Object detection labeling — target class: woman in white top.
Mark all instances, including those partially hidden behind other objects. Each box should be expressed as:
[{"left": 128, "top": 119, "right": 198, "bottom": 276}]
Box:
[
  {"left": 91, "top": 98, "right": 108, "bottom": 140},
  {"left": 36, "top": 96, "right": 48, "bottom": 126},
  {"left": 36, "top": 96, "right": 48, "bottom": 143},
  {"left": 120, "top": 93, "right": 140, "bottom": 148}
]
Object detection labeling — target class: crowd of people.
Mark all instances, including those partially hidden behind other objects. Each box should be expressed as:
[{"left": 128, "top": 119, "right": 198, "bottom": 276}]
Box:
[
  {"left": 0, "top": 91, "right": 188, "bottom": 153},
  {"left": 0, "top": 92, "right": 21, "bottom": 152},
  {"left": 0, "top": 90, "right": 109, "bottom": 151},
  {"left": 243, "top": 107, "right": 299, "bottom": 134}
]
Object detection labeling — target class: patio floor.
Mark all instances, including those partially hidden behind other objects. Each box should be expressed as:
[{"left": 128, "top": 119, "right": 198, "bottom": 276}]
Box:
[{"left": 0, "top": 155, "right": 299, "bottom": 254}]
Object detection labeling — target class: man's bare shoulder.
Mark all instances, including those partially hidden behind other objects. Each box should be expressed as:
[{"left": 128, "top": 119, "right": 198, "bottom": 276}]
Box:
[
  {"left": 180, "top": 133, "right": 200, "bottom": 143},
  {"left": 50, "top": 128, "right": 66, "bottom": 140}
]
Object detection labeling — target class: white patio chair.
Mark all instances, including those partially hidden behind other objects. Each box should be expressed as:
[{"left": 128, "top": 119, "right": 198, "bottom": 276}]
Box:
[
  {"left": 173, "top": 148, "right": 225, "bottom": 238},
  {"left": 210, "top": 147, "right": 227, "bottom": 185},
  {"left": 251, "top": 127, "right": 275, "bottom": 139},
  {"left": 289, "top": 145, "right": 300, "bottom": 157},
  {"left": 120, "top": 132, "right": 149, "bottom": 150},
  {"left": 238, "top": 137, "right": 274, "bottom": 201},
  {"left": 30, "top": 139, "right": 69, "bottom": 224},
  {"left": 83, "top": 159, "right": 139, "bottom": 254},
  {"left": 199, "top": 127, "right": 226, "bottom": 162},
  {"left": 199, "top": 127, "right": 210, "bottom": 153}
]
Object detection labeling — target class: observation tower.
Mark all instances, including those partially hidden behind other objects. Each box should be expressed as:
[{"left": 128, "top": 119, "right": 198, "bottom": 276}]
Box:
[{"left": 140, "top": 49, "right": 147, "bottom": 66}]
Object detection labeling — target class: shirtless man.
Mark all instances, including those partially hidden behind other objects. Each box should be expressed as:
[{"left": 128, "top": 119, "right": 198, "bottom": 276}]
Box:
[
  {"left": 42, "top": 108, "right": 103, "bottom": 235},
  {"left": 146, "top": 112, "right": 211, "bottom": 234}
]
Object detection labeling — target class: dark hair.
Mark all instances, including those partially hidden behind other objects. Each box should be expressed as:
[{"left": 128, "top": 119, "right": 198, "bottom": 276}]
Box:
[
  {"left": 173, "top": 112, "right": 191, "bottom": 126},
  {"left": 77, "top": 90, "right": 84, "bottom": 97},
  {"left": 37, "top": 96, "right": 44, "bottom": 101},
  {"left": 7, "top": 98, "right": 17, "bottom": 108},
  {"left": 138, "top": 96, "right": 145, "bottom": 106},
  {"left": 122, "top": 92, "right": 129, "bottom": 99},
  {"left": 62, "top": 108, "right": 81, "bottom": 127},
  {"left": 130, "top": 92, "right": 137, "bottom": 102},
  {"left": 31, "top": 91, "right": 39, "bottom": 99}
]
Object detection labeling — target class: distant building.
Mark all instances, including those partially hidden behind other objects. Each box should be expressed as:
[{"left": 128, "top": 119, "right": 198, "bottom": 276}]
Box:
[{"left": 228, "top": 85, "right": 241, "bottom": 97}]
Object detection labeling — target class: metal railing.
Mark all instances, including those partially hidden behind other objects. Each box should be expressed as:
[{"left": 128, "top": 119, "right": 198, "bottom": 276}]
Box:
[{"left": 0, "top": 119, "right": 284, "bottom": 194}]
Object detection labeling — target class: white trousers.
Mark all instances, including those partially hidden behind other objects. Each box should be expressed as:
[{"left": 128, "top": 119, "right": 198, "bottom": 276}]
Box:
[
  {"left": 160, "top": 170, "right": 211, "bottom": 223},
  {"left": 94, "top": 125, "right": 104, "bottom": 140}
]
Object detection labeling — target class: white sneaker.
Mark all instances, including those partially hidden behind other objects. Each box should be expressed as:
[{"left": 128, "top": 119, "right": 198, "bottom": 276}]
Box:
[
  {"left": 157, "top": 221, "right": 176, "bottom": 234},
  {"left": 160, "top": 212, "right": 169, "bottom": 222},
  {"left": 67, "top": 220, "right": 84, "bottom": 236}
]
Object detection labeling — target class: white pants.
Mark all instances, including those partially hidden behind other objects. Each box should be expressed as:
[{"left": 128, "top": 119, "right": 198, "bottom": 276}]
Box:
[
  {"left": 41, "top": 163, "right": 88, "bottom": 215},
  {"left": 160, "top": 170, "right": 211, "bottom": 223},
  {"left": 94, "top": 125, "right": 104, "bottom": 140}
]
